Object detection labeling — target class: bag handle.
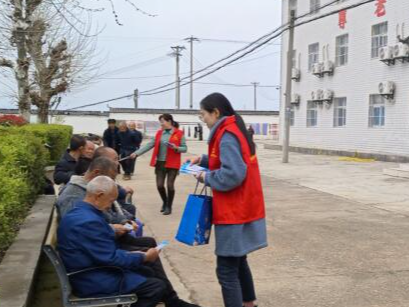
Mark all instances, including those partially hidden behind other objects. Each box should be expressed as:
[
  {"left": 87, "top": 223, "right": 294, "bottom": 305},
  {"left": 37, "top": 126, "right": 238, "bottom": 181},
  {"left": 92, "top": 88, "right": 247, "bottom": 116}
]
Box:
[{"left": 194, "top": 177, "right": 209, "bottom": 196}]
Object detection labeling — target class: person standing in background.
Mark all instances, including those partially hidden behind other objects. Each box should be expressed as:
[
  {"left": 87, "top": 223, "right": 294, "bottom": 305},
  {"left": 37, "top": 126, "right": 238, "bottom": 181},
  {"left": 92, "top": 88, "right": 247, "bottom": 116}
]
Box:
[
  {"left": 128, "top": 122, "right": 143, "bottom": 176},
  {"left": 118, "top": 122, "right": 142, "bottom": 180},
  {"left": 103, "top": 119, "right": 120, "bottom": 154},
  {"left": 130, "top": 114, "right": 187, "bottom": 215}
]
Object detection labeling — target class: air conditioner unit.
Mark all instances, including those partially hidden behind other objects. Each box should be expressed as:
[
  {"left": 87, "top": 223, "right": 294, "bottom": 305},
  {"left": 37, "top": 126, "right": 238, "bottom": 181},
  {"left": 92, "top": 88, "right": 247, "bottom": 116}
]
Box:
[
  {"left": 379, "top": 46, "right": 394, "bottom": 62},
  {"left": 378, "top": 81, "right": 395, "bottom": 98},
  {"left": 291, "top": 68, "right": 301, "bottom": 81},
  {"left": 291, "top": 94, "right": 301, "bottom": 105},
  {"left": 323, "top": 89, "right": 334, "bottom": 101},
  {"left": 393, "top": 43, "right": 409, "bottom": 59},
  {"left": 322, "top": 61, "right": 335, "bottom": 75},
  {"left": 312, "top": 63, "right": 323, "bottom": 76},
  {"left": 316, "top": 89, "right": 324, "bottom": 101},
  {"left": 311, "top": 90, "right": 318, "bottom": 101}
]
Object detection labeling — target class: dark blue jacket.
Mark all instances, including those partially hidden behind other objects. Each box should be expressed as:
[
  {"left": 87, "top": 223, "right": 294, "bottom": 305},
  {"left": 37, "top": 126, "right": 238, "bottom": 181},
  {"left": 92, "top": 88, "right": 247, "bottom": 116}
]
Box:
[
  {"left": 54, "top": 150, "right": 77, "bottom": 185},
  {"left": 57, "top": 201, "right": 146, "bottom": 297},
  {"left": 118, "top": 129, "right": 143, "bottom": 152},
  {"left": 103, "top": 127, "right": 120, "bottom": 152}
]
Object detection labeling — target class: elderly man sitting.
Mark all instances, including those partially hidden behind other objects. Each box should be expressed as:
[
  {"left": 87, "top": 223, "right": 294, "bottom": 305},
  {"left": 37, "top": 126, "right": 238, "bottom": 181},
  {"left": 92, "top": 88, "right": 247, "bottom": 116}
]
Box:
[
  {"left": 58, "top": 176, "right": 166, "bottom": 307},
  {"left": 57, "top": 157, "right": 200, "bottom": 307}
]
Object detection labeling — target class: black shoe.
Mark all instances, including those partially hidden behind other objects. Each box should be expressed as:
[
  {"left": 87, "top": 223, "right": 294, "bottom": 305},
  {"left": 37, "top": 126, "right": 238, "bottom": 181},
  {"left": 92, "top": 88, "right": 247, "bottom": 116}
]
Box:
[
  {"left": 160, "top": 202, "right": 167, "bottom": 213},
  {"left": 163, "top": 205, "right": 172, "bottom": 215},
  {"left": 166, "top": 298, "right": 201, "bottom": 307}
]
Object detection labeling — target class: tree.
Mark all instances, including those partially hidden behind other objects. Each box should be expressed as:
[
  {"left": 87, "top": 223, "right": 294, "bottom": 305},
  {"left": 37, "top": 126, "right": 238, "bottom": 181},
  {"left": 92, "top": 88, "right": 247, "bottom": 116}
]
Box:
[{"left": 0, "top": 0, "right": 156, "bottom": 123}]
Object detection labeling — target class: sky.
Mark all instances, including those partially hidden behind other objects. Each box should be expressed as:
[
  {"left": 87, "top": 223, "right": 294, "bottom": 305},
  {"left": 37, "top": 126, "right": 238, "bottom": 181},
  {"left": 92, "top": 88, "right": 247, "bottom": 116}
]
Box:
[{"left": 0, "top": 0, "right": 282, "bottom": 111}]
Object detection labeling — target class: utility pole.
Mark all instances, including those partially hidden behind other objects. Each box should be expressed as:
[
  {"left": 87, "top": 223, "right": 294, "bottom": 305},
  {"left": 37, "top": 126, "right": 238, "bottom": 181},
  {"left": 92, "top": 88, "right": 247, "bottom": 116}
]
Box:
[
  {"left": 170, "top": 46, "right": 186, "bottom": 109},
  {"left": 133, "top": 89, "right": 139, "bottom": 109},
  {"left": 185, "top": 36, "right": 200, "bottom": 109},
  {"left": 282, "top": 9, "right": 296, "bottom": 163},
  {"left": 251, "top": 82, "right": 259, "bottom": 111}
]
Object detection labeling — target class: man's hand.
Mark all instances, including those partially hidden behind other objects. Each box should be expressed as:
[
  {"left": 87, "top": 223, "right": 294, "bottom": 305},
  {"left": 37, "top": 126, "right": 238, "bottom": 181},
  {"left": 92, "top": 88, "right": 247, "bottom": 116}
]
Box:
[
  {"left": 124, "top": 186, "right": 134, "bottom": 195},
  {"left": 184, "top": 156, "right": 201, "bottom": 165},
  {"left": 111, "top": 224, "right": 129, "bottom": 237},
  {"left": 130, "top": 153, "right": 138, "bottom": 159},
  {"left": 129, "top": 220, "right": 139, "bottom": 232},
  {"left": 144, "top": 248, "right": 160, "bottom": 263}
]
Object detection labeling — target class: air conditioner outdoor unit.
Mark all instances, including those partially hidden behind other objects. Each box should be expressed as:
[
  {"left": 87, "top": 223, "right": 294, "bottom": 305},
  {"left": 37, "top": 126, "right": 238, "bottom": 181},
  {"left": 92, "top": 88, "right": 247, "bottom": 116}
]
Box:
[
  {"left": 312, "top": 63, "right": 323, "bottom": 76},
  {"left": 322, "top": 61, "right": 335, "bottom": 75},
  {"left": 316, "top": 89, "right": 324, "bottom": 101},
  {"left": 379, "top": 46, "right": 395, "bottom": 64},
  {"left": 291, "top": 94, "right": 301, "bottom": 105},
  {"left": 323, "top": 89, "right": 334, "bottom": 101},
  {"left": 378, "top": 81, "right": 395, "bottom": 98},
  {"left": 311, "top": 90, "right": 316, "bottom": 101},
  {"left": 393, "top": 43, "right": 409, "bottom": 59},
  {"left": 291, "top": 68, "right": 301, "bottom": 81}
]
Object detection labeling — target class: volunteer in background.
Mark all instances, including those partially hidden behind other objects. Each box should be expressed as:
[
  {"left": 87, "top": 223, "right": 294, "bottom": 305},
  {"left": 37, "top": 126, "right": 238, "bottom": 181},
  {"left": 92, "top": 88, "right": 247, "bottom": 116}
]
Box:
[{"left": 130, "top": 114, "right": 187, "bottom": 215}]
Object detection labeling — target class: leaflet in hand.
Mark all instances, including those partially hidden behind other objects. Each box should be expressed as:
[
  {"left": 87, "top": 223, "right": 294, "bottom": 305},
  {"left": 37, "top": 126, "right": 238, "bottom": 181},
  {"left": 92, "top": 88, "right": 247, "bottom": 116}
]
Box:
[
  {"left": 156, "top": 240, "right": 169, "bottom": 251},
  {"left": 180, "top": 162, "right": 207, "bottom": 175}
]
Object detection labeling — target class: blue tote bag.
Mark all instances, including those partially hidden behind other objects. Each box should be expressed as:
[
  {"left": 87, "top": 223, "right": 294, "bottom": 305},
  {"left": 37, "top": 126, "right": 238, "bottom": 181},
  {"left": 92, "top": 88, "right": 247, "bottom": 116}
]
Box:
[{"left": 175, "top": 181, "right": 212, "bottom": 246}]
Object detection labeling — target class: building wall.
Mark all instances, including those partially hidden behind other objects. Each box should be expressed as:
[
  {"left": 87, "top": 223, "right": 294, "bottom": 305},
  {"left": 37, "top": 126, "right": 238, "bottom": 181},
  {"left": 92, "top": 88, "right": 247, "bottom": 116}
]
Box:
[
  {"left": 16, "top": 111, "right": 279, "bottom": 140},
  {"left": 281, "top": 0, "right": 409, "bottom": 156}
]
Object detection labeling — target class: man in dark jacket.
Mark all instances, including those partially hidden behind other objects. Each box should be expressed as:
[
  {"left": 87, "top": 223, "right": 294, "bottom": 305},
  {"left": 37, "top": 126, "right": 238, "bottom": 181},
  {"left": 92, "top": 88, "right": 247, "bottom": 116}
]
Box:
[
  {"left": 103, "top": 119, "right": 120, "bottom": 153},
  {"left": 118, "top": 122, "right": 143, "bottom": 180},
  {"left": 54, "top": 135, "right": 86, "bottom": 185},
  {"left": 58, "top": 176, "right": 166, "bottom": 307},
  {"left": 128, "top": 122, "right": 143, "bottom": 176}
]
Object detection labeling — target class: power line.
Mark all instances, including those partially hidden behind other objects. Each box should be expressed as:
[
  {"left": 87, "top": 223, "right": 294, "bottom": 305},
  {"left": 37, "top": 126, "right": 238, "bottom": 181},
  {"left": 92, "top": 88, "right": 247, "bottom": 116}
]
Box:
[
  {"left": 194, "top": 82, "right": 280, "bottom": 88},
  {"left": 65, "top": 0, "right": 375, "bottom": 110}
]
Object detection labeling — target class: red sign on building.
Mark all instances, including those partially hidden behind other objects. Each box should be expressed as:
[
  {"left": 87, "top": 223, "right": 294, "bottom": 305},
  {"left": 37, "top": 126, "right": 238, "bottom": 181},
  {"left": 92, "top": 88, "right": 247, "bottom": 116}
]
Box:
[
  {"left": 339, "top": 10, "right": 347, "bottom": 29},
  {"left": 375, "top": 0, "right": 386, "bottom": 17}
]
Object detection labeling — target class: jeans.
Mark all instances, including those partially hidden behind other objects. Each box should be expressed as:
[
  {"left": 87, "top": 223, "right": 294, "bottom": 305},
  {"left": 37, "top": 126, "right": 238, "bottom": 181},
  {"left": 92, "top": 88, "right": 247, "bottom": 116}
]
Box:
[{"left": 216, "top": 255, "right": 257, "bottom": 307}]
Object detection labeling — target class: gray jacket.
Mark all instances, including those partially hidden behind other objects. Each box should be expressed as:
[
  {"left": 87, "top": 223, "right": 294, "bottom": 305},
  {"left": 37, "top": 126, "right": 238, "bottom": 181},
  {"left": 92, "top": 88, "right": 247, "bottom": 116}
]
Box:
[{"left": 56, "top": 175, "right": 133, "bottom": 224}]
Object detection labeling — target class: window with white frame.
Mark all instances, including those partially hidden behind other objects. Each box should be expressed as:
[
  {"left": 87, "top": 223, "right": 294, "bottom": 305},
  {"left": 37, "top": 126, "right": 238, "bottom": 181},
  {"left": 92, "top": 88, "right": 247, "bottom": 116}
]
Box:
[
  {"left": 333, "top": 97, "right": 347, "bottom": 127},
  {"left": 336, "top": 34, "right": 349, "bottom": 66},
  {"left": 307, "top": 101, "right": 318, "bottom": 127},
  {"left": 369, "top": 95, "right": 385, "bottom": 127},
  {"left": 371, "top": 22, "right": 388, "bottom": 58},
  {"left": 310, "top": 0, "right": 320, "bottom": 14},
  {"left": 289, "top": 0, "right": 297, "bottom": 16},
  {"left": 308, "top": 43, "right": 319, "bottom": 71}
]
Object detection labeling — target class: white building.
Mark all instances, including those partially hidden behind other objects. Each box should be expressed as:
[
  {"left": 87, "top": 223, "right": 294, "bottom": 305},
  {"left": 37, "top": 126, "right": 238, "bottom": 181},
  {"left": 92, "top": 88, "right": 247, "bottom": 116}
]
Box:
[{"left": 280, "top": 0, "right": 409, "bottom": 161}]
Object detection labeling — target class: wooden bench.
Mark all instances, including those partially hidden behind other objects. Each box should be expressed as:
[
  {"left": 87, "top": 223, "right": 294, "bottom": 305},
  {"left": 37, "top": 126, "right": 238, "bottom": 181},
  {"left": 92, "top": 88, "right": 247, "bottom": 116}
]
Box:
[{"left": 43, "top": 208, "right": 138, "bottom": 307}]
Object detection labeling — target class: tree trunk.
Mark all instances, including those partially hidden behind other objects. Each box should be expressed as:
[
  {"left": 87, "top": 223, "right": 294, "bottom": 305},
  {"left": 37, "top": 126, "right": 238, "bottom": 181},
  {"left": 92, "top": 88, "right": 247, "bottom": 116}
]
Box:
[{"left": 37, "top": 103, "right": 49, "bottom": 124}]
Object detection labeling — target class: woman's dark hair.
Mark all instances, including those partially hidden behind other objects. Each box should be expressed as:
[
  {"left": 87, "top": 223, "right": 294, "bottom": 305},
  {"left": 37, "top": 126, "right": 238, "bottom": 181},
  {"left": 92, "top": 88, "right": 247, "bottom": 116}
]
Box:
[
  {"left": 70, "top": 134, "right": 86, "bottom": 151},
  {"left": 159, "top": 113, "right": 179, "bottom": 129},
  {"left": 200, "top": 93, "right": 256, "bottom": 155}
]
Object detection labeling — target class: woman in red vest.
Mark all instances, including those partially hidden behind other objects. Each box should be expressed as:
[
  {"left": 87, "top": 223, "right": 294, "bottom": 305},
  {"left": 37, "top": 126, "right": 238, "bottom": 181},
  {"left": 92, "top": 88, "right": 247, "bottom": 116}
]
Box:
[
  {"left": 130, "top": 114, "right": 187, "bottom": 215},
  {"left": 191, "top": 93, "right": 267, "bottom": 307}
]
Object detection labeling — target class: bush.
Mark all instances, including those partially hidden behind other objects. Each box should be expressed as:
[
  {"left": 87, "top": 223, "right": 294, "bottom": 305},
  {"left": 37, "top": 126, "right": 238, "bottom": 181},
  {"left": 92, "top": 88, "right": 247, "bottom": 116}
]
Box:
[
  {"left": 17, "top": 124, "right": 72, "bottom": 164},
  {"left": 0, "top": 114, "right": 28, "bottom": 127},
  {"left": 0, "top": 124, "right": 72, "bottom": 259}
]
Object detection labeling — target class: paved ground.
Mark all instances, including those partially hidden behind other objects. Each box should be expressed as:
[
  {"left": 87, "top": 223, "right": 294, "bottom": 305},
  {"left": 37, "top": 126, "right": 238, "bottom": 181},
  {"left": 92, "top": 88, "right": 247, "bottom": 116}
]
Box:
[
  {"left": 122, "top": 140, "right": 409, "bottom": 307},
  {"left": 30, "top": 140, "right": 409, "bottom": 307}
]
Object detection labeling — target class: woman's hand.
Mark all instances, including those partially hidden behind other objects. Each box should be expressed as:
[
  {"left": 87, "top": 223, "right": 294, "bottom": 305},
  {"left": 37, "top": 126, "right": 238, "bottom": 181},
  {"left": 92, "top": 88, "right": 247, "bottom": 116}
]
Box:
[
  {"left": 130, "top": 153, "right": 138, "bottom": 159},
  {"left": 194, "top": 171, "right": 206, "bottom": 183},
  {"left": 185, "top": 156, "right": 201, "bottom": 165}
]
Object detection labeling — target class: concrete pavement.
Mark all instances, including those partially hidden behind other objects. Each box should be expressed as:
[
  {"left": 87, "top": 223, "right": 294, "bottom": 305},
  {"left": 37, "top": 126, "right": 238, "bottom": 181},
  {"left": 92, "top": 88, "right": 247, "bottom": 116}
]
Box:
[{"left": 122, "top": 140, "right": 409, "bottom": 307}]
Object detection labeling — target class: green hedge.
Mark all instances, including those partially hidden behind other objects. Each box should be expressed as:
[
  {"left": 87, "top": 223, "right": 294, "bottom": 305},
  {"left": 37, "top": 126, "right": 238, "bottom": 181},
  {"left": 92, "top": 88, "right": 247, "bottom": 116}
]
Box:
[{"left": 0, "top": 124, "right": 72, "bottom": 258}]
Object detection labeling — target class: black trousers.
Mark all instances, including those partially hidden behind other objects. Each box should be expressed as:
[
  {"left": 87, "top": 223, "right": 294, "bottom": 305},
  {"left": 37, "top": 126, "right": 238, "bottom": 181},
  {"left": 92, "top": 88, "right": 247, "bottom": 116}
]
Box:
[
  {"left": 120, "top": 149, "right": 135, "bottom": 175},
  {"left": 131, "top": 277, "right": 167, "bottom": 307},
  {"left": 117, "top": 235, "right": 179, "bottom": 304}
]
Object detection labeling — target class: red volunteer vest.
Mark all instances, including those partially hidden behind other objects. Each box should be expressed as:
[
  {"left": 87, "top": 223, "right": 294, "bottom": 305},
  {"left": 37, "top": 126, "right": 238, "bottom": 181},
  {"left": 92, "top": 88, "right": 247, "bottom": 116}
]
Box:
[
  {"left": 150, "top": 129, "right": 184, "bottom": 170},
  {"left": 208, "top": 116, "right": 266, "bottom": 225}
]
